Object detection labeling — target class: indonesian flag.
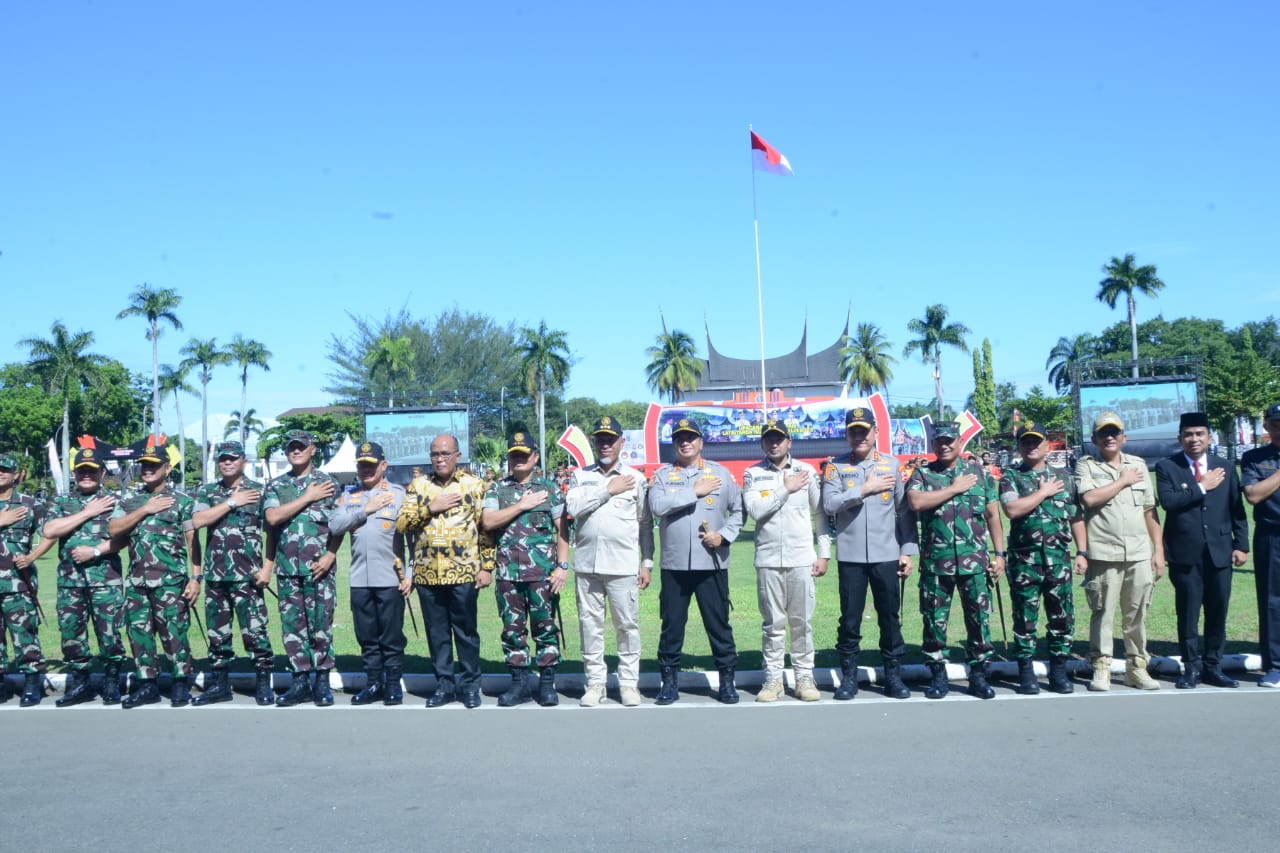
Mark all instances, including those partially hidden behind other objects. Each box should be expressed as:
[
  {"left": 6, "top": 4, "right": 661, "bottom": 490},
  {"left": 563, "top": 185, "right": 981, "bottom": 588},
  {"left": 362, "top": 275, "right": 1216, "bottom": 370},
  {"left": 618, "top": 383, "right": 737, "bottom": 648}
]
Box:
[{"left": 750, "top": 131, "right": 793, "bottom": 176}]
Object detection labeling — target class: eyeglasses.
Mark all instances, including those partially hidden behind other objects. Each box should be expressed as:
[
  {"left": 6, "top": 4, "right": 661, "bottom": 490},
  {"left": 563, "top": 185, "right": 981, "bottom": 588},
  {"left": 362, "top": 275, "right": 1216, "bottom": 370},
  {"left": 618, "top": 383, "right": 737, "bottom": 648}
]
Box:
[{"left": 429, "top": 451, "right": 458, "bottom": 459}]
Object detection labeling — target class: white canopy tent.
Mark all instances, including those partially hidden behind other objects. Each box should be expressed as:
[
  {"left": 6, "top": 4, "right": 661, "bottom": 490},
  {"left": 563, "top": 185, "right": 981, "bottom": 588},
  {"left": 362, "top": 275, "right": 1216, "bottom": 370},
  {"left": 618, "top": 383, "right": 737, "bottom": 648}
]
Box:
[{"left": 320, "top": 435, "right": 358, "bottom": 486}]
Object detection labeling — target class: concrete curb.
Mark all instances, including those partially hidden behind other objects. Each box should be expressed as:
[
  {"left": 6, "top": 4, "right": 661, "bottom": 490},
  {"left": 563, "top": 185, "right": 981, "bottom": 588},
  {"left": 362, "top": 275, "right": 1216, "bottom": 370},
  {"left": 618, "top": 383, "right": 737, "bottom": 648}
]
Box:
[{"left": 7, "top": 652, "right": 1268, "bottom": 694}]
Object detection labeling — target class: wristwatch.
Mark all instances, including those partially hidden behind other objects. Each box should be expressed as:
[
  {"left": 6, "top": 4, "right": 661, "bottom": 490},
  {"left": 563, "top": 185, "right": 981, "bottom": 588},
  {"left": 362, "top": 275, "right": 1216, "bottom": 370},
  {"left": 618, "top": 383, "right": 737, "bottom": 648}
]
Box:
[
  {"left": 556, "top": 561, "right": 569, "bottom": 571},
  {"left": 1077, "top": 549, "right": 1089, "bottom": 558},
  {"left": 995, "top": 550, "right": 1008, "bottom": 558},
  {"left": 191, "top": 575, "right": 203, "bottom": 584},
  {"left": 91, "top": 547, "right": 101, "bottom": 559},
  {"left": 226, "top": 496, "right": 237, "bottom": 509}
]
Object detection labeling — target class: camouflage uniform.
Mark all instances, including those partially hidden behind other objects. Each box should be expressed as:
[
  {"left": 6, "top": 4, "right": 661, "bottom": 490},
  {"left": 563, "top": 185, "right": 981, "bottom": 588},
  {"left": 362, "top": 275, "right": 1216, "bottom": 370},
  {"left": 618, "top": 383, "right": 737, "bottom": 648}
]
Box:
[
  {"left": 193, "top": 478, "right": 273, "bottom": 671},
  {"left": 264, "top": 469, "right": 340, "bottom": 673},
  {"left": 1000, "top": 462, "right": 1079, "bottom": 659},
  {"left": 0, "top": 490, "right": 47, "bottom": 676},
  {"left": 112, "top": 485, "right": 197, "bottom": 680},
  {"left": 483, "top": 474, "right": 565, "bottom": 668},
  {"left": 908, "top": 458, "right": 998, "bottom": 664},
  {"left": 50, "top": 489, "right": 127, "bottom": 671}
]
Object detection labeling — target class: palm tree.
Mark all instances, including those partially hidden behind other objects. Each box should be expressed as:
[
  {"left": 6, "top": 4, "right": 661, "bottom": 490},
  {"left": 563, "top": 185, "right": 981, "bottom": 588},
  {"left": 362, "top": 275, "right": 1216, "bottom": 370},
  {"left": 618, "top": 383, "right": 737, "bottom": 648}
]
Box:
[
  {"left": 645, "top": 328, "right": 705, "bottom": 403},
  {"left": 223, "top": 409, "right": 265, "bottom": 442},
  {"left": 1097, "top": 253, "right": 1166, "bottom": 378},
  {"left": 839, "top": 322, "right": 897, "bottom": 397},
  {"left": 19, "top": 322, "right": 107, "bottom": 490},
  {"left": 516, "top": 320, "right": 571, "bottom": 465},
  {"left": 158, "top": 363, "right": 196, "bottom": 482},
  {"left": 227, "top": 335, "right": 272, "bottom": 445},
  {"left": 117, "top": 284, "right": 183, "bottom": 436},
  {"left": 179, "top": 337, "right": 232, "bottom": 482},
  {"left": 364, "top": 334, "right": 416, "bottom": 407},
  {"left": 1045, "top": 333, "right": 1100, "bottom": 393},
  {"left": 903, "top": 304, "right": 971, "bottom": 421}
]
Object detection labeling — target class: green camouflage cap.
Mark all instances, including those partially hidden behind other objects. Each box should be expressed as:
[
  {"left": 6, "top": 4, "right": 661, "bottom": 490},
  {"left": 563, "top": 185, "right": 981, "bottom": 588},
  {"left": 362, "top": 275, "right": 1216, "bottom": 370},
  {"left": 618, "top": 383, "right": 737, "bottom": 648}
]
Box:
[
  {"left": 0, "top": 452, "right": 17, "bottom": 470},
  {"left": 284, "top": 429, "right": 314, "bottom": 447},
  {"left": 932, "top": 421, "right": 960, "bottom": 441},
  {"left": 215, "top": 440, "right": 245, "bottom": 458}
]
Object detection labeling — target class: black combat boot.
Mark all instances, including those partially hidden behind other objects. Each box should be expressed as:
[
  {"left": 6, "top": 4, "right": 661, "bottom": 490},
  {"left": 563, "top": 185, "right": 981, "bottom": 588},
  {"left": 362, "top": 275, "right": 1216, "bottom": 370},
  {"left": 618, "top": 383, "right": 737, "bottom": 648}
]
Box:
[
  {"left": 170, "top": 678, "right": 191, "bottom": 707},
  {"left": 1047, "top": 655, "right": 1073, "bottom": 694},
  {"left": 967, "top": 662, "right": 996, "bottom": 700},
  {"left": 924, "top": 661, "right": 949, "bottom": 700},
  {"left": 193, "top": 669, "right": 232, "bottom": 706},
  {"left": 498, "top": 666, "right": 531, "bottom": 707},
  {"left": 717, "top": 668, "right": 739, "bottom": 704},
  {"left": 883, "top": 658, "right": 911, "bottom": 700},
  {"left": 57, "top": 670, "right": 96, "bottom": 707},
  {"left": 122, "top": 679, "right": 160, "bottom": 709},
  {"left": 1015, "top": 659, "right": 1040, "bottom": 695},
  {"left": 0, "top": 674, "right": 12, "bottom": 703},
  {"left": 276, "top": 671, "right": 313, "bottom": 707},
  {"left": 537, "top": 666, "right": 559, "bottom": 707},
  {"left": 313, "top": 670, "right": 334, "bottom": 707},
  {"left": 254, "top": 670, "right": 274, "bottom": 705},
  {"left": 833, "top": 658, "right": 859, "bottom": 700},
  {"left": 655, "top": 666, "right": 679, "bottom": 705},
  {"left": 101, "top": 662, "right": 122, "bottom": 705},
  {"left": 383, "top": 667, "right": 403, "bottom": 705},
  {"left": 351, "top": 670, "right": 385, "bottom": 705},
  {"left": 19, "top": 673, "right": 44, "bottom": 707}
]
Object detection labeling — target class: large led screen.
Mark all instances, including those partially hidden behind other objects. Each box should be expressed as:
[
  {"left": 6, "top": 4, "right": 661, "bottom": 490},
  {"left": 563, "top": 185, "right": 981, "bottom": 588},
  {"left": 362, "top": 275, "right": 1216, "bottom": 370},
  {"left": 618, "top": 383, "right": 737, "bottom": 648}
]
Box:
[
  {"left": 1078, "top": 380, "right": 1198, "bottom": 440},
  {"left": 364, "top": 407, "right": 471, "bottom": 465}
]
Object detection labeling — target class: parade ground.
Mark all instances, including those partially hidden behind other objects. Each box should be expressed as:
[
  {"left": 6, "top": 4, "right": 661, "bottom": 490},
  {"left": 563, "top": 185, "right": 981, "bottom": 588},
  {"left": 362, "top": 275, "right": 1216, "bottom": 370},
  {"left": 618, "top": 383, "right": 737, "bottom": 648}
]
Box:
[{"left": 9, "top": 683, "right": 1276, "bottom": 852}]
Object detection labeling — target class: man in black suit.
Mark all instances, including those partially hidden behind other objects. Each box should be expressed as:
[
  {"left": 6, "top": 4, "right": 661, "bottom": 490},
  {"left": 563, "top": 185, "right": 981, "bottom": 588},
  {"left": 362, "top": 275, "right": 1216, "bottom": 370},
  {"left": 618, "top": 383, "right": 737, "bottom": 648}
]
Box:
[{"left": 1154, "top": 412, "right": 1249, "bottom": 688}]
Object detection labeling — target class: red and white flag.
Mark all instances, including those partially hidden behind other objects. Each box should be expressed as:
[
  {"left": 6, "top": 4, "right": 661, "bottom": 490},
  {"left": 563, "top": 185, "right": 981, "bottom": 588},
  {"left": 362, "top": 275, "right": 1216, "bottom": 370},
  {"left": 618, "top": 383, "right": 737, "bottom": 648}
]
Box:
[{"left": 750, "top": 131, "right": 793, "bottom": 176}]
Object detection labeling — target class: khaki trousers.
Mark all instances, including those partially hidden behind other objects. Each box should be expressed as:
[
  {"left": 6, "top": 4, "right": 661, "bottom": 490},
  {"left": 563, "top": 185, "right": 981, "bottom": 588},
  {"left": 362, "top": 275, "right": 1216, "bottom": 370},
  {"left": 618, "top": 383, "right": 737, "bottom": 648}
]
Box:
[
  {"left": 574, "top": 573, "right": 640, "bottom": 687},
  {"left": 756, "top": 565, "right": 816, "bottom": 678},
  {"left": 1084, "top": 558, "right": 1153, "bottom": 660}
]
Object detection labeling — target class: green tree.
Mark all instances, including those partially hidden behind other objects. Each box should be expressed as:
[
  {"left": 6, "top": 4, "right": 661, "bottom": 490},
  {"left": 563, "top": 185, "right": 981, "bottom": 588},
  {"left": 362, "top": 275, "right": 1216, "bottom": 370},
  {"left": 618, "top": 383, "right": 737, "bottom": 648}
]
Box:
[
  {"left": 117, "top": 284, "right": 183, "bottom": 436},
  {"left": 0, "top": 364, "right": 61, "bottom": 474},
  {"left": 158, "top": 363, "right": 196, "bottom": 484},
  {"left": 970, "top": 338, "right": 997, "bottom": 438},
  {"left": 19, "top": 322, "right": 107, "bottom": 489},
  {"left": 470, "top": 434, "right": 504, "bottom": 474},
  {"left": 1206, "top": 326, "right": 1280, "bottom": 441},
  {"left": 1097, "top": 254, "right": 1166, "bottom": 378},
  {"left": 1045, "top": 333, "right": 1100, "bottom": 393},
  {"left": 180, "top": 337, "right": 231, "bottom": 483},
  {"left": 223, "top": 409, "right": 265, "bottom": 442},
  {"left": 227, "top": 335, "right": 272, "bottom": 446},
  {"left": 517, "top": 320, "right": 571, "bottom": 465},
  {"left": 903, "top": 304, "right": 970, "bottom": 421},
  {"left": 645, "top": 327, "right": 704, "bottom": 403},
  {"left": 364, "top": 334, "right": 416, "bottom": 408},
  {"left": 838, "top": 322, "right": 896, "bottom": 397},
  {"left": 1013, "top": 385, "right": 1075, "bottom": 437},
  {"left": 76, "top": 362, "right": 150, "bottom": 446}
]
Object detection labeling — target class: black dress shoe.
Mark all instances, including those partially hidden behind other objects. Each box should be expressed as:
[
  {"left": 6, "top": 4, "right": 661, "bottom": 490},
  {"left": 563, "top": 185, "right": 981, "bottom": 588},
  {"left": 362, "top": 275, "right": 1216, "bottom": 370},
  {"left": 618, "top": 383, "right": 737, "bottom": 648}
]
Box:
[
  {"left": 1176, "top": 666, "right": 1201, "bottom": 689},
  {"left": 1201, "top": 666, "right": 1238, "bottom": 688},
  {"left": 462, "top": 686, "right": 482, "bottom": 708},
  {"left": 426, "top": 685, "right": 456, "bottom": 708}
]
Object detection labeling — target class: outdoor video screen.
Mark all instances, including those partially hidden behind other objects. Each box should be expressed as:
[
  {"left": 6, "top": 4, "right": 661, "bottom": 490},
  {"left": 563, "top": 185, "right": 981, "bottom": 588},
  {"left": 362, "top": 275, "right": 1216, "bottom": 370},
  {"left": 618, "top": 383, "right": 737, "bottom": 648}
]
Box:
[
  {"left": 1079, "top": 380, "right": 1199, "bottom": 439},
  {"left": 657, "top": 401, "right": 850, "bottom": 444},
  {"left": 364, "top": 407, "right": 471, "bottom": 464}
]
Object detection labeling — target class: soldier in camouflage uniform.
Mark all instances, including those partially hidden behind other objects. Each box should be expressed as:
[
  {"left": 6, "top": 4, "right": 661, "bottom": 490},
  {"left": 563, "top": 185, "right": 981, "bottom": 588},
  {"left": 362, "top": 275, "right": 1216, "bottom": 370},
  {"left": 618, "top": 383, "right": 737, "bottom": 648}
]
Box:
[
  {"left": 190, "top": 440, "right": 275, "bottom": 706},
  {"left": 397, "top": 433, "right": 494, "bottom": 709},
  {"left": 108, "top": 439, "right": 200, "bottom": 708},
  {"left": 0, "top": 452, "right": 56, "bottom": 706},
  {"left": 481, "top": 432, "right": 569, "bottom": 707},
  {"left": 906, "top": 421, "right": 1007, "bottom": 700},
  {"left": 43, "top": 448, "right": 127, "bottom": 706},
  {"left": 999, "top": 427, "right": 1086, "bottom": 695},
  {"left": 263, "top": 429, "right": 340, "bottom": 708}
]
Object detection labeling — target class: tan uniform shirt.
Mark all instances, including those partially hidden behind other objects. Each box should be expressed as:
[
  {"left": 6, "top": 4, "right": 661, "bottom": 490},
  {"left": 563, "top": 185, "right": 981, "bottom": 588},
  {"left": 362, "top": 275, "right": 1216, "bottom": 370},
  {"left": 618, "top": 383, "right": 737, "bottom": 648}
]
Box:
[
  {"left": 742, "top": 456, "right": 831, "bottom": 568},
  {"left": 565, "top": 462, "right": 655, "bottom": 575},
  {"left": 396, "top": 471, "right": 493, "bottom": 585},
  {"left": 1076, "top": 452, "right": 1156, "bottom": 562}
]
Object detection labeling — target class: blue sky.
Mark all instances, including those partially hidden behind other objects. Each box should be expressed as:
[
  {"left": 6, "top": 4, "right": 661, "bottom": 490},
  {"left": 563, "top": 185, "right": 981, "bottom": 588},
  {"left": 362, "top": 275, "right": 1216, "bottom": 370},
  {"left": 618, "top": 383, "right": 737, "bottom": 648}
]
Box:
[{"left": 3, "top": 2, "right": 1276, "bottom": 441}]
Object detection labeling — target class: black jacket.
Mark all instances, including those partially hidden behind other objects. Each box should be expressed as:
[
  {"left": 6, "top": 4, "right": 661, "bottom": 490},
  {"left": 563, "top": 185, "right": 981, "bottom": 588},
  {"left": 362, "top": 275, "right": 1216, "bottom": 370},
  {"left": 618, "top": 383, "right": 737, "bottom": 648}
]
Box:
[{"left": 1153, "top": 453, "right": 1249, "bottom": 567}]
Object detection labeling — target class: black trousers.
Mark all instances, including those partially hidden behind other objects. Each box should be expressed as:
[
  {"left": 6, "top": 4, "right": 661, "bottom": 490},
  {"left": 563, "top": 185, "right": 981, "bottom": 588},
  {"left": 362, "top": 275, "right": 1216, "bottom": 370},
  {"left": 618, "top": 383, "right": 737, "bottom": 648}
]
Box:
[
  {"left": 1168, "top": 548, "right": 1233, "bottom": 667},
  {"left": 1256, "top": 524, "right": 1280, "bottom": 671},
  {"left": 836, "top": 560, "right": 906, "bottom": 661},
  {"left": 350, "top": 586, "right": 407, "bottom": 673},
  {"left": 657, "top": 569, "right": 736, "bottom": 670},
  {"left": 416, "top": 583, "right": 480, "bottom": 689}
]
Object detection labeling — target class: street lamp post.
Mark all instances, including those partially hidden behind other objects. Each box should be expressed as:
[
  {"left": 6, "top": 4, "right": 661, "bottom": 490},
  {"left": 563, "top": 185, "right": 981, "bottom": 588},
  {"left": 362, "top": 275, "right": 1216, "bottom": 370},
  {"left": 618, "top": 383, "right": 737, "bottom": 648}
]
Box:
[{"left": 500, "top": 386, "right": 507, "bottom": 438}]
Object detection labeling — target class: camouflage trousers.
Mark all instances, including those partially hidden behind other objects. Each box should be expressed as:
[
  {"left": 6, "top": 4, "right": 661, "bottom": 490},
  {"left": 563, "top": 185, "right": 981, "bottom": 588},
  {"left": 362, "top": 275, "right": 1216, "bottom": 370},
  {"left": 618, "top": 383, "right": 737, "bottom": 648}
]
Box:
[
  {"left": 1006, "top": 555, "right": 1074, "bottom": 660},
  {"left": 495, "top": 578, "right": 560, "bottom": 668},
  {"left": 205, "top": 580, "right": 274, "bottom": 671},
  {"left": 57, "top": 584, "right": 126, "bottom": 670},
  {"left": 0, "top": 589, "right": 45, "bottom": 674},
  {"left": 277, "top": 573, "right": 336, "bottom": 672},
  {"left": 125, "top": 582, "right": 192, "bottom": 680},
  {"left": 919, "top": 571, "right": 994, "bottom": 664}
]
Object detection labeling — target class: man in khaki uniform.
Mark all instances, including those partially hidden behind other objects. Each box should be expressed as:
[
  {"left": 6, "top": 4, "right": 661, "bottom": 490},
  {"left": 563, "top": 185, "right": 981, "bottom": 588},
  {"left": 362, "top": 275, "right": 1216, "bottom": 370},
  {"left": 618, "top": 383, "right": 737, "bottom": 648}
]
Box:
[
  {"left": 743, "top": 419, "right": 830, "bottom": 701},
  {"left": 396, "top": 434, "right": 493, "bottom": 709},
  {"left": 565, "top": 416, "right": 654, "bottom": 707},
  {"left": 1075, "top": 412, "right": 1165, "bottom": 691}
]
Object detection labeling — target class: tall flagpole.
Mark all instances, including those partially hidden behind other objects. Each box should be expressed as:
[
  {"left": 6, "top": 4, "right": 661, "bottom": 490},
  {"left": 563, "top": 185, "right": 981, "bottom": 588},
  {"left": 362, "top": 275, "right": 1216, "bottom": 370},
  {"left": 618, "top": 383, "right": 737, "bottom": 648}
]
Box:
[{"left": 750, "top": 125, "right": 769, "bottom": 422}]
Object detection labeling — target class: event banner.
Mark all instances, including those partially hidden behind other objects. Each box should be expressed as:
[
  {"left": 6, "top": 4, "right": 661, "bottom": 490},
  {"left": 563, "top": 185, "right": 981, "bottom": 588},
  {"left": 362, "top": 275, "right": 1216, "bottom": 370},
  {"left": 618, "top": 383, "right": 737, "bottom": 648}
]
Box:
[{"left": 656, "top": 401, "right": 852, "bottom": 444}]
